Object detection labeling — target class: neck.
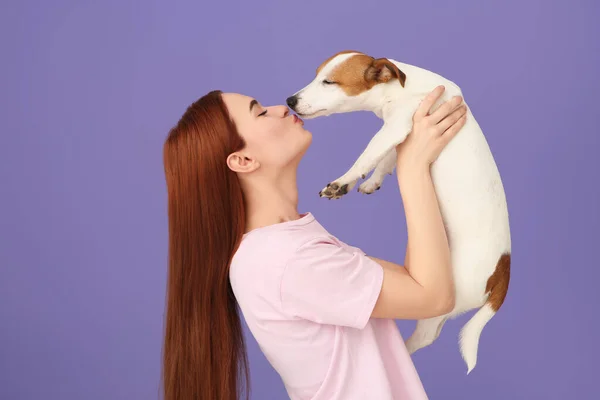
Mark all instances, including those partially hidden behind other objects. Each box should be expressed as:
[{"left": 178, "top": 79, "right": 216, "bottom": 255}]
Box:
[
  {"left": 241, "top": 168, "right": 301, "bottom": 233},
  {"left": 363, "top": 83, "right": 404, "bottom": 119}
]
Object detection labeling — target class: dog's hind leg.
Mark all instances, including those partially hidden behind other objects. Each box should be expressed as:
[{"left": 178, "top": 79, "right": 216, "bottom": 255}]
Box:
[
  {"left": 358, "top": 148, "right": 396, "bottom": 194},
  {"left": 405, "top": 314, "right": 449, "bottom": 354}
]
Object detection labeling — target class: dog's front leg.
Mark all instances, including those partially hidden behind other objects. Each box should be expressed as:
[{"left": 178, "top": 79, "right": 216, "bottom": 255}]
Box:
[
  {"left": 319, "top": 111, "right": 414, "bottom": 199},
  {"left": 357, "top": 148, "right": 397, "bottom": 194}
]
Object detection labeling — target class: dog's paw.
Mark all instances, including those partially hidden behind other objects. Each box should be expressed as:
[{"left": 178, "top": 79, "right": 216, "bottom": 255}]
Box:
[
  {"left": 358, "top": 177, "right": 383, "bottom": 195},
  {"left": 319, "top": 179, "right": 357, "bottom": 199}
]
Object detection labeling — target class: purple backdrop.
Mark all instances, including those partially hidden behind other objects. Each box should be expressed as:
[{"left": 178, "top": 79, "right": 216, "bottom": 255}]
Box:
[{"left": 1, "top": 0, "right": 599, "bottom": 399}]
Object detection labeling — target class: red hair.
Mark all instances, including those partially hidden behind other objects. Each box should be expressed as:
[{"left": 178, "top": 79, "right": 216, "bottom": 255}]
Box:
[{"left": 162, "top": 90, "right": 249, "bottom": 400}]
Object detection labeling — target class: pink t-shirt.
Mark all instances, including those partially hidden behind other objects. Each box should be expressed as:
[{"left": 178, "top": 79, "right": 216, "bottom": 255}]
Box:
[{"left": 229, "top": 212, "right": 428, "bottom": 400}]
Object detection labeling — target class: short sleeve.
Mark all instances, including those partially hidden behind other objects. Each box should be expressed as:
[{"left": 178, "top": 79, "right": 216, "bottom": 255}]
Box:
[{"left": 280, "top": 236, "right": 384, "bottom": 329}]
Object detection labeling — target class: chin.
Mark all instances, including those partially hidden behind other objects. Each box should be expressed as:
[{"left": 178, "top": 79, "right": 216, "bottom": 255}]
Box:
[
  {"left": 297, "top": 109, "right": 330, "bottom": 119},
  {"left": 299, "top": 134, "right": 312, "bottom": 153}
]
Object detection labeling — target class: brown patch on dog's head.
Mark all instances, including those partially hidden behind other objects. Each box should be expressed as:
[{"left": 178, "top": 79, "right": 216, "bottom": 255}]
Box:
[
  {"left": 316, "top": 50, "right": 364, "bottom": 75},
  {"left": 323, "top": 53, "right": 407, "bottom": 96},
  {"left": 485, "top": 253, "right": 511, "bottom": 311}
]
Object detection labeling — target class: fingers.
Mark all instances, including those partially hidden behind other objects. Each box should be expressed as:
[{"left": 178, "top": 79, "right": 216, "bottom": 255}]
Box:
[
  {"left": 439, "top": 113, "right": 467, "bottom": 145},
  {"left": 413, "top": 85, "right": 445, "bottom": 121},
  {"left": 429, "top": 95, "right": 463, "bottom": 124},
  {"left": 436, "top": 105, "right": 467, "bottom": 134}
]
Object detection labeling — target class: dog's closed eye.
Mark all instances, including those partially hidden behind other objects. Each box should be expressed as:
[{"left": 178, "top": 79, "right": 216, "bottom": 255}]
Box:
[{"left": 322, "top": 79, "right": 337, "bottom": 85}]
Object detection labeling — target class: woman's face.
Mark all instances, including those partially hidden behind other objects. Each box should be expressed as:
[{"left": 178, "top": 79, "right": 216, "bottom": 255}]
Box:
[{"left": 223, "top": 93, "right": 312, "bottom": 176}]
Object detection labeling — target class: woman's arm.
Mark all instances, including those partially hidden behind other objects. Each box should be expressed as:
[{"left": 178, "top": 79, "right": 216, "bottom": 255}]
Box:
[
  {"left": 369, "top": 86, "right": 467, "bottom": 320},
  {"left": 369, "top": 171, "right": 455, "bottom": 320}
]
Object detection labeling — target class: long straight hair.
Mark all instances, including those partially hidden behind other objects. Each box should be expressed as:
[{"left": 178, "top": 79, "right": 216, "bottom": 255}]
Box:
[{"left": 162, "top": 90, "right": 249, "bottom": 400}]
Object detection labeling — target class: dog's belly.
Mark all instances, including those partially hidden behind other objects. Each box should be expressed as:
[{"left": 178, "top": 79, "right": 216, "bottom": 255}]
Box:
[{"left": 428, "top": 110, "right": 511, "bottom": 311}]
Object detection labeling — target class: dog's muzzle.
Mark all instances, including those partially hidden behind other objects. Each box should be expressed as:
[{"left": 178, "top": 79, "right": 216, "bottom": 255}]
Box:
[{"left": 286, "top": 96, "right": 298, "bottom": 109}]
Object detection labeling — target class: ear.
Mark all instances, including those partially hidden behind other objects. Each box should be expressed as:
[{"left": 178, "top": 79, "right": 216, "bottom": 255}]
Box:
[
  {"left": 365, "top": 58, "right": 406, "bottom": 87},
  {"left": 226, "top": 152, "right": 260, "bottom": 174}
]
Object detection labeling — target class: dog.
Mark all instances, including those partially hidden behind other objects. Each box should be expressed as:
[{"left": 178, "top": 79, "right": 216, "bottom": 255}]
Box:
[{"left": 286, "top": 50, "right": 511, "bottom": 374}]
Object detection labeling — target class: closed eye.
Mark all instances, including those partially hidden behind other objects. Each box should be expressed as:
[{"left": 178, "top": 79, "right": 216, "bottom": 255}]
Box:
[
  {"left": 322, "top": 79, "right": 337, "bottom": 85},
  {"left": 258, "top": 110, "right": 267, "bottom": 116}
]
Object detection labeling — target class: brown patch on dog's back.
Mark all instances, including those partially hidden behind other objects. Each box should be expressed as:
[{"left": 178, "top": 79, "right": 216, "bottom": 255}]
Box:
[
  {"left": 316, "top": 50, "right": 364, "bottom": 75},
  {"left": 485, "top": 253, "right": 511, "bottom": 311}
]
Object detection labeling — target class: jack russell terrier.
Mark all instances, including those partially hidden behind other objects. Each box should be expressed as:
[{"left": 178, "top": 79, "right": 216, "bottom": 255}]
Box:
[{"left": 286, "top": 50, "right": 511, "bottom": 374}]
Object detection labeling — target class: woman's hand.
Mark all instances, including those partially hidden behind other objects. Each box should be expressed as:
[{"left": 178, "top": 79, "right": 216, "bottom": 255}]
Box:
[{"left": 396, "top": 85, "right": 467, "bottom": 178}]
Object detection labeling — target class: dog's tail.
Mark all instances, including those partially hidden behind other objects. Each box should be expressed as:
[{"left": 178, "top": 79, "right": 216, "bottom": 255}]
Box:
[{"left": 459, "top": 253, "right": 511, "bottom": 374}]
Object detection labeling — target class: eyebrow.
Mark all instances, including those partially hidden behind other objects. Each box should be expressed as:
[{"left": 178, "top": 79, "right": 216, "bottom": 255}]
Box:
[{"left": 249, "top": 99, "right": 258, "bottom": 113}]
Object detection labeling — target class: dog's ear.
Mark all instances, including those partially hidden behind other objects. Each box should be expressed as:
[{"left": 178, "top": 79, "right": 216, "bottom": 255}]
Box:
[{"left": 365, "top": 58, "right": 406, "bottom": 87}]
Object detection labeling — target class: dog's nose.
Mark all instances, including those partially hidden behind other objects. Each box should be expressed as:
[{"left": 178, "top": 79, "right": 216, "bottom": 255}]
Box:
[{"left": 286, "top": 96, "right": 298, "bottom": 109}]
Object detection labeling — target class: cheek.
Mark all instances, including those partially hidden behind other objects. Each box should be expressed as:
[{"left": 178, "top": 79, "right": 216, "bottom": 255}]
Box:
[
  {"left": 266, "top": 128, "right": 303, "bottom": 164},
  {"left": 309, "top": 86, "right": 346, "bottom": 107},
  {"left": 303, "top": 86, "right": 326, "bottom": 104},
  {"left": 245, "top": 129, "right": 285, "bottom": 162}
]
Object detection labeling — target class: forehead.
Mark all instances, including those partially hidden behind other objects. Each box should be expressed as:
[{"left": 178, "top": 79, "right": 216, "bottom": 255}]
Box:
[
  {"left": 222, "top": 92, "right": 253, "bottom": 112},
  {"left": 314, "top": 52, "right": 375, "bottom": 96},
  {"left": 316, "top": 51, "right": 360, "bottom": 74},
  {"left": 222, "top": 92, "right": 257, "bottom": 123},
  {"left": 316, "top": 51, "right": 373, "bottom": 78}
]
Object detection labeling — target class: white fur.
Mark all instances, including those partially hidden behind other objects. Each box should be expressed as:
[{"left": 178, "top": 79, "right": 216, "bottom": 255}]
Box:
[{"left": 289, "top": 53, "right": 511, "bottom": 373}]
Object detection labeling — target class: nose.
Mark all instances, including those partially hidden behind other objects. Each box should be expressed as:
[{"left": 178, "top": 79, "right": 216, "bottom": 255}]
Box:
[
  {"left": 286, "top": 96, "right": 298, "bottom": 109},
  {"left": 269, "top": 105, "right": 289, "bottom": 117}
]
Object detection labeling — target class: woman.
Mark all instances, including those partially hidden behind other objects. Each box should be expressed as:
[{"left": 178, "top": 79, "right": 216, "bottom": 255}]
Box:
[{"left": 162, "top": 85, "right": 467, "bottom": 400}]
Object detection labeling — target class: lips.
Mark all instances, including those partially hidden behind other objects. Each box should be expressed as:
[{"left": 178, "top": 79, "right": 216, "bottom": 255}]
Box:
[{"left": 293, "top": 114, "right": 304, "bottom": 125}]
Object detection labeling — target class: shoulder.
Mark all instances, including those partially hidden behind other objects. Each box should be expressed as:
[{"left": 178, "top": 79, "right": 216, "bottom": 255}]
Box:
[
  {"left": 231, "top": 213, "right": 328, "bottom": 265},
  {"left": 229, "top": 212, "right": 369, "bottom": 289},
  {"left": 228, "top": 213, "right": 339, "bottom": 289},
  {"left": 229, "top": 213, "right": 361, "bottom": 314}
]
